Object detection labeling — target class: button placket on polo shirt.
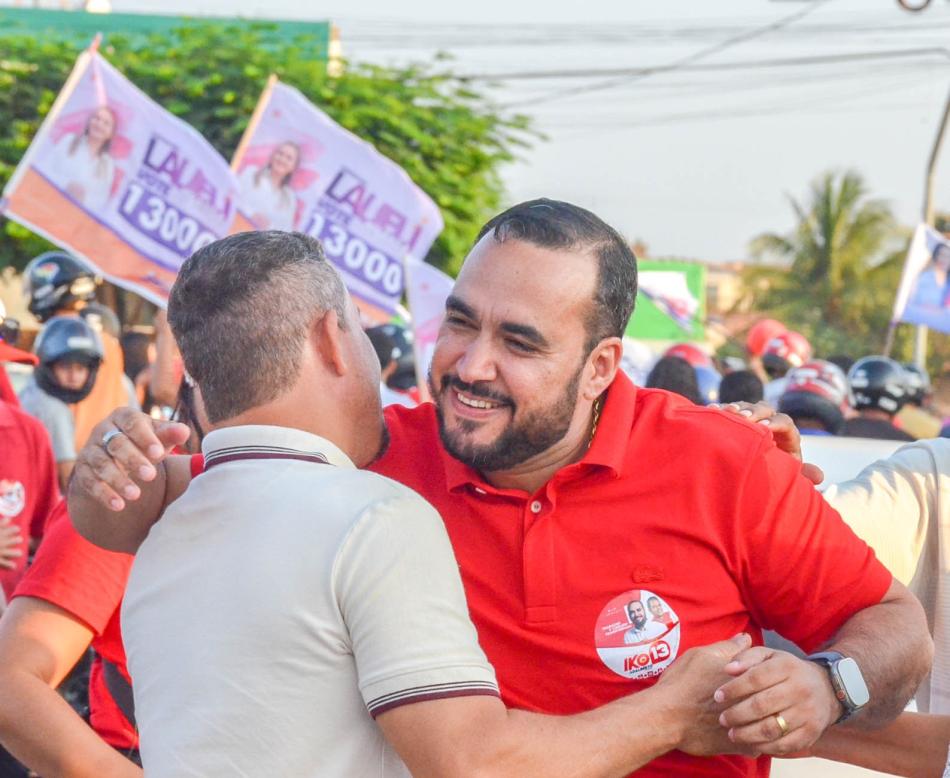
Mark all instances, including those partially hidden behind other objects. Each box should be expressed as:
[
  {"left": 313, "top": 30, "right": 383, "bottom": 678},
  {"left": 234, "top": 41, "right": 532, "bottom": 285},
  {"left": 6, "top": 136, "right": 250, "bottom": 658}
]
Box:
[{"left": 522, "top": 484, "right": 561, "bottom": 625}]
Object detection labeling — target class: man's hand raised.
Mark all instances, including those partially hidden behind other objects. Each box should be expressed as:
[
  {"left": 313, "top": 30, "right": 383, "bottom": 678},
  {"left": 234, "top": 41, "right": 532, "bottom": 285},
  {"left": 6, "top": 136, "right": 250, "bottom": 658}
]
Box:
[{"left": 73, "top": 409, "right": 190, "bottom": 513}]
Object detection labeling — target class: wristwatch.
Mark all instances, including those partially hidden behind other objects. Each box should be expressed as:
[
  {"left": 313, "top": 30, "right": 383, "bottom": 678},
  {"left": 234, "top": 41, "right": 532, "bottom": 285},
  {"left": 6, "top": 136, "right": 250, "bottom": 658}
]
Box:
[{"left": 805, "top": 651, "right": 870, "bottom": 723}]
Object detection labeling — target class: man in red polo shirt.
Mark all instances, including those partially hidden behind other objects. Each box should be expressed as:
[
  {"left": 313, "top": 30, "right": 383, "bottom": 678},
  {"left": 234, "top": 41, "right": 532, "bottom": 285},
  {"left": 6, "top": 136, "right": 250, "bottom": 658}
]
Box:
[{"left": 69, "top": 200, "right": 931, "bottom": 777}]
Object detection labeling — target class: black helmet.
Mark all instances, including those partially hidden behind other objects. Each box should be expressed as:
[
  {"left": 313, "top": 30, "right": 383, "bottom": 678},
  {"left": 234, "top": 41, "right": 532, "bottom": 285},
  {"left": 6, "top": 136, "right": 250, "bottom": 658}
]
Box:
[
  {"left": 24, "top": 252, "right": 100, "bottom": 322},
  {"left": 377, "top": 323, "right": 416, "bottom": 391},
  {"left": 79, "top": 301, "right": 121, "bottom": 339},
  {"left": 33, "top": 316, "right": 103, "bottom": 404},
  {"left": 847, "top": 356, "right": 908, "bottom": 416},
  {"left": 902, "top": 362, "right": 931, "bottom": 406}
]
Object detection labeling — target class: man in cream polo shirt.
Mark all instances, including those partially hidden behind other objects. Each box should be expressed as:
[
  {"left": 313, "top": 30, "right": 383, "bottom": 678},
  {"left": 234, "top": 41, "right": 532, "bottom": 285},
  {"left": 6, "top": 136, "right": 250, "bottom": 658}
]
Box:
[{"left": 118, "top": 231, "right": 758, "bottom": 777}]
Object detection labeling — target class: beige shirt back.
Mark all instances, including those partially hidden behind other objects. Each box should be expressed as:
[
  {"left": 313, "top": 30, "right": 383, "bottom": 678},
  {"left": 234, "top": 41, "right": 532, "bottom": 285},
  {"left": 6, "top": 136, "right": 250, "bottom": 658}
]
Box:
[
  {"left": 122, "top": 425, "right": 498, "bottom": 777},
  {"left": 823, "top": 439, "right": 949, "bottom": 712}
]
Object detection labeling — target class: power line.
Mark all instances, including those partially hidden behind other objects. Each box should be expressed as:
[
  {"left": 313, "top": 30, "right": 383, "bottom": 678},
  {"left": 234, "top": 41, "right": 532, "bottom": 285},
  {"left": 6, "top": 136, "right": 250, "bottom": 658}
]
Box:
[
  {"left": 464, "top": 46, "right": 950, "bottom": 82},
  {"left": 500, "top": 0, "right": 836, "bottom": 109}
]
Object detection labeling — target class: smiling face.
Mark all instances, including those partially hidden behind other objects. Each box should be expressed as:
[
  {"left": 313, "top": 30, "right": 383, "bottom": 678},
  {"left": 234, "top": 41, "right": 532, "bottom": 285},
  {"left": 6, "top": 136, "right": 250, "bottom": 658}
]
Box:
[
  {"left": 428, "top": 235, "right": 599, "bottom": 474},
  {"left": 627, "top": 601, "right": 647, "bottom": 629},
  {"left": 269, "top": 142, "right": 300, "bottom": 182},
  {"left": 86, "top": 107, "right": 116, "bottom": 147}
]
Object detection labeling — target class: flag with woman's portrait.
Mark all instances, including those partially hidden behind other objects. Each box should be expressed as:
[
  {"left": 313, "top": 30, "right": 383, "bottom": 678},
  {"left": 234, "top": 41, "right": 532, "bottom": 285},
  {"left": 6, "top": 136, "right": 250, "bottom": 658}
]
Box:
[
  {"left": 0, "top": 42, "right": 239, "bottom": 306},
  {"left": 892, "top": 223, "right": 950, "bottom": 334},
  {"left": 232, "top": 77, "right": 444, "bottom": 323}
]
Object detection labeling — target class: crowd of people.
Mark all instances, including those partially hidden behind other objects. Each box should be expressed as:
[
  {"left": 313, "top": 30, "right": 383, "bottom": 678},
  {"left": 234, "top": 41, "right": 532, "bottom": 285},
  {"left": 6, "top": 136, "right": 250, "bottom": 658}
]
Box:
[
  {"left": 0, "top": 200, "right": 948, "bottom": 777},
  {"left": 645, "top": 323, "right": 945, "bottom": 444}
]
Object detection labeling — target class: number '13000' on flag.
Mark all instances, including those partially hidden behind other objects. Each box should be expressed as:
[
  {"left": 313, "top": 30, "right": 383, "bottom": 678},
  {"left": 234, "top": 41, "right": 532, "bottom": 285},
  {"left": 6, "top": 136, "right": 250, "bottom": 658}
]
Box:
[
  {"left": 0, "top": 44, "right": 238, "bottom": 305},
  {"left": 231, "top": 77, "right": 444, "bottom": 322}
]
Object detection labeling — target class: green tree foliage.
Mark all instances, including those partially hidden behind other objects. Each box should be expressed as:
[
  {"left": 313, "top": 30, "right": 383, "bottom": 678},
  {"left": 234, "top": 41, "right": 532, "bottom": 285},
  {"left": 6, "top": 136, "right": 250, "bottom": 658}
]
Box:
[
  {"left": 0, "top": 24, "right": 533, "bottom": 275},
  {"left": 740, "top": 170, "right": 915, "bottom": 360}
]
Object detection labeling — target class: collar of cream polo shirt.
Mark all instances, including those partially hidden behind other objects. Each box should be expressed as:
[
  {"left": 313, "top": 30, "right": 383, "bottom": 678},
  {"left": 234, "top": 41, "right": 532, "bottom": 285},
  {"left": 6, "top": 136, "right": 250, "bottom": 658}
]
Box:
[{"left": 200, "top": 424, "right": 356, "bottom": 471}]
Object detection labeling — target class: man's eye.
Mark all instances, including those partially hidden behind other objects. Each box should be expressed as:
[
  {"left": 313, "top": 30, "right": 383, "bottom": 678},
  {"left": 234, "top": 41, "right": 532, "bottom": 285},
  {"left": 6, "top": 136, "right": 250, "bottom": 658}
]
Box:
[
  {"left": 446, "top": 315, "right": 472, "bottom": 327},
  {"left": 507, "top": 339, "right": 534, "bottom": 353}
]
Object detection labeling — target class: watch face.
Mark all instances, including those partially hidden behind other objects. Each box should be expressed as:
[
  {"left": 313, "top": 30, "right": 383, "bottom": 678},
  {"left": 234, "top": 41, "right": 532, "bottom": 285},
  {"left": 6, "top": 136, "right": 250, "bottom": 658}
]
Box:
[{"left": 835, "top": 657, "right": 870, "bottom": 708}]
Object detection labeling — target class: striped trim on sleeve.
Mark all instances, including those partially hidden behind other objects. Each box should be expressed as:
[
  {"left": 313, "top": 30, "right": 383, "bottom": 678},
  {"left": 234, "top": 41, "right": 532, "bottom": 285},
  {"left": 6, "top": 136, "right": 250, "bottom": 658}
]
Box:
[{"left": 367, "top": 680, "right": 500, "bottom": 718}]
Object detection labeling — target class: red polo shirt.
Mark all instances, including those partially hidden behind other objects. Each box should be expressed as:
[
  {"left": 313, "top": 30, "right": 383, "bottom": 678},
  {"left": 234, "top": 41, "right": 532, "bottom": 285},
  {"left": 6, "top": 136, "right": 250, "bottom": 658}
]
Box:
[
  {"left": 0, "top": 399, "right": 59, "bottom": 599},
  {"left": 370, "top": 372, "right": 893, "bottom": 777},
  {"left": 13, "top": 501, "right": 136, "bottom": 749}
]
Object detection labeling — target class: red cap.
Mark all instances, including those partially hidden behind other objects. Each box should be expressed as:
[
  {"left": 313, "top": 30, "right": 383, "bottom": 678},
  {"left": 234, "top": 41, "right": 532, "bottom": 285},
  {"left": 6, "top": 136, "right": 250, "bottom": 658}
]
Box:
[
  {"left": 0, "top": 341, "right": 38, "bottom": 366},
  {"left": 664, "top": 342, "right": 712, "bottom": 368},
  {"left": 746, "top": 318, "right": 787, "bottom": 357}
]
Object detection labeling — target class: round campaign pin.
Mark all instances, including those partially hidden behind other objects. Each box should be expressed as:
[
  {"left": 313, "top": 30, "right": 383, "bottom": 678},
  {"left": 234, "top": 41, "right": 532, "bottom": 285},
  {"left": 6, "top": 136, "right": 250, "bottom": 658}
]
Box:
[
  {"left": 0, "top": 480, "right": 25, "bottom": 519},
  {"left": 594, "top": 589, "right": 681, "bottom": 680}
]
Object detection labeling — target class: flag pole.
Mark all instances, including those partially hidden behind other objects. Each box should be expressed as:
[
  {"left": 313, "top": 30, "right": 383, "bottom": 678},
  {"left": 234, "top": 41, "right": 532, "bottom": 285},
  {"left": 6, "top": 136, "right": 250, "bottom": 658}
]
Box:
[{"left": 230, "top": 73, "right": 278, "bottom": 172}]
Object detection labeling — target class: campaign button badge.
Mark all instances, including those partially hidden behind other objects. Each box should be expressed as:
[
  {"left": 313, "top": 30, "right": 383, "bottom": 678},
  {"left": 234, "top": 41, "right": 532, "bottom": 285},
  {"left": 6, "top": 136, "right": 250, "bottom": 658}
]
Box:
[{"left": 594, "top": 588, "right": 680, "bottom": 680}]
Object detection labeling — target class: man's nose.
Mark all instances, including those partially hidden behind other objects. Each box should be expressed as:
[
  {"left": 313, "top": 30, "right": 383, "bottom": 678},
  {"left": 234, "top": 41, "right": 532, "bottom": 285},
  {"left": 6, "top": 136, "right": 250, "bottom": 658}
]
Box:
[{"left": 455, "top": 336, "right": 498, "bottom": 385}]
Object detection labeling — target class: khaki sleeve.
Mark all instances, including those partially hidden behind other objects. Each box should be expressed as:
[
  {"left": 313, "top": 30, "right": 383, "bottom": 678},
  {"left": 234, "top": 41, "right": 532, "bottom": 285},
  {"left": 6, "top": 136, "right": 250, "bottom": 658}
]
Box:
[
  {"left": 822, "top": 441, "right": 939, "bottom": 586},
  {"left": 332, "top": 493, "right": 499, "bottom": 718}
]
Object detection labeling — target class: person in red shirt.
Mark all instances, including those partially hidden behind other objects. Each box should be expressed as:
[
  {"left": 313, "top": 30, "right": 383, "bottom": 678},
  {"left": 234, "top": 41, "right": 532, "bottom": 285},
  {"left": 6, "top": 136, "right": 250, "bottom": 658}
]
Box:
[
  {"left": 0, "top": 500, "right": 139, "bottom": 778},
  {"left": 69, "top": 200, "right": 931, "bottom": 777},
  {"left": 0, "top": 339, "right": 59, "bottom": 605},
  {"left": 0, "top": 384, "right": 206, "bottom": 778}
]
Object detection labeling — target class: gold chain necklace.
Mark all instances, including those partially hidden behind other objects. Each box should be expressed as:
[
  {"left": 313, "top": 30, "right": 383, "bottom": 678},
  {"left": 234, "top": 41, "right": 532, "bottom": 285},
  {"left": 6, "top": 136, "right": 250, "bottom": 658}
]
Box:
[{"left": 588, "top": 396, "right": 603, "bottom": 449}]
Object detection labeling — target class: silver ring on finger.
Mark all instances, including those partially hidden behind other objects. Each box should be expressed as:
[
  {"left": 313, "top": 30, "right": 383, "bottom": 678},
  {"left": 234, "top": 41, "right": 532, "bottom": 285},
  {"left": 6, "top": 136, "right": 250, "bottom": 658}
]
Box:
[{"left": 100, "top": 427, "right": 125, "bottom": 454}]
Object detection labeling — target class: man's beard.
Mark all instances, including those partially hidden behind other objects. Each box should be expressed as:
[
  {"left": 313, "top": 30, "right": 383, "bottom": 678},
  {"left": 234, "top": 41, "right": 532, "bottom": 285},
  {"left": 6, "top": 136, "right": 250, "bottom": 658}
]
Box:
[
  {"left": 430, "top": 364, "right": 583, "bottom": 473},
  {"left": 632, "top": 615, "right": 647, "bottom": 630}
]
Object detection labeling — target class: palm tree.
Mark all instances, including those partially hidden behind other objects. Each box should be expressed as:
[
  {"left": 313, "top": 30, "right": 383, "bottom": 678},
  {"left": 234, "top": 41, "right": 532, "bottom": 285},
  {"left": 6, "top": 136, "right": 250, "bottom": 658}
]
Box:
[{"left": 742, "top": 170, "right": 905, "bottom": 356}]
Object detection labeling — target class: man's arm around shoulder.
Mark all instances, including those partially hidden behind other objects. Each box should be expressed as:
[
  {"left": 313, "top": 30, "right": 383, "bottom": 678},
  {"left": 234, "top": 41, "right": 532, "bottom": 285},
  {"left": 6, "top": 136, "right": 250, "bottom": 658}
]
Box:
[
  {"left": 377, "top": 634, "right": 754, "bottom": 778},
  {"left": 67, "top": 408, "right": 191, "bottom": 553}
]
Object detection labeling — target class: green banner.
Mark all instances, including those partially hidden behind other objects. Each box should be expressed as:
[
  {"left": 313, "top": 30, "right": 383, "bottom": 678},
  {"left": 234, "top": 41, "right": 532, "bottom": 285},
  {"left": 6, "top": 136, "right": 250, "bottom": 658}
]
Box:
[
  {"left": 625, "top": 260, "right": 706, "bottom": 342},
  {"left": 0, "top": 8, "right": 330, "bottom": 58}
]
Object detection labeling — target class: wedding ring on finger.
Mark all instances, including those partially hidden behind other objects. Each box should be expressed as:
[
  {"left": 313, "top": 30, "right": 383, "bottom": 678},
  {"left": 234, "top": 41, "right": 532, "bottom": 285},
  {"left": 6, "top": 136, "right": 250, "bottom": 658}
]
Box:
[
  {"left": 100, "top": 427, "right": 126, "bottom": 454},
  {"left": 774, "top": 714, "right": 790, "bottom": 738}
]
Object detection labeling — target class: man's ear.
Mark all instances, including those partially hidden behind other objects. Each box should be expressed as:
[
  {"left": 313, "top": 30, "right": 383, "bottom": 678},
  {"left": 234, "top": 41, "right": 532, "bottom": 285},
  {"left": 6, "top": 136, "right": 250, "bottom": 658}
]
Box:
[
  {"left": 312, "top": 310, "right": 347, "bottom": 377},
  {"left": 583, "top": 337, "right": 623, "bottom": 402}
]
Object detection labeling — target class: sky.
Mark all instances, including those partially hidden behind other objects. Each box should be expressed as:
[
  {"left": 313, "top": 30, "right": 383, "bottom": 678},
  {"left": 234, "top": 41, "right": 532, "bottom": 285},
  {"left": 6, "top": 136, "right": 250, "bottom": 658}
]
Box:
[{"left": 74, "top": 0, "right": 950, "bottom": 261}]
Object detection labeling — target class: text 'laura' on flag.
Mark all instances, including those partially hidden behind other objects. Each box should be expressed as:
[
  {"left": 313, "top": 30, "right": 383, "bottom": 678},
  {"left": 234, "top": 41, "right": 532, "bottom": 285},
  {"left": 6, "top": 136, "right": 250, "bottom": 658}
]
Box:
[
  {"left": 232, "top": 79, "right": 445, "bottom": 322},
  {"left": 0, "top": 48, "right": 239, "bottom": 306}
]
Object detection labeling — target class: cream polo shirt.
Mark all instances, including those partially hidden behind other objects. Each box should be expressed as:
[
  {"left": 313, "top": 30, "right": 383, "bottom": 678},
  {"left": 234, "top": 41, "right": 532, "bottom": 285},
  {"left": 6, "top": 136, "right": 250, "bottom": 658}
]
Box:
[
  {"left": 122, "top": 424, "right": 498, "bottom": 777},
  {"left": 822, "top": 439, "right": 950, "bottom": 713}
]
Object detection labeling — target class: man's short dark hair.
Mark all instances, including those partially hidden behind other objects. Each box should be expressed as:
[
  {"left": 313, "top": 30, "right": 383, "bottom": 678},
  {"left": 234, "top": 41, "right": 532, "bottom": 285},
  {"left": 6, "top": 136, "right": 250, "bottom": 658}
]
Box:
[
  {"left": 476, "top": 199, "right": 637, "bottom": 353},
  {"left": 718, "top": 370, "right": 764, "bottom": 405},
  {"left": 645, "top": 356, "right": 702, "bottom": 405},
  {"left": 167, "top": 231, "right": 348, "bottom": 424}
]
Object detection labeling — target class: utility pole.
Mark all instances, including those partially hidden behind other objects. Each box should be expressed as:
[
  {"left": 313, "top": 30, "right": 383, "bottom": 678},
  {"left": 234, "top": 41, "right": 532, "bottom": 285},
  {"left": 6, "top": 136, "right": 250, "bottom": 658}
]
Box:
[{"left": 914, "top": 85, "right": 950, "bottom": 367}]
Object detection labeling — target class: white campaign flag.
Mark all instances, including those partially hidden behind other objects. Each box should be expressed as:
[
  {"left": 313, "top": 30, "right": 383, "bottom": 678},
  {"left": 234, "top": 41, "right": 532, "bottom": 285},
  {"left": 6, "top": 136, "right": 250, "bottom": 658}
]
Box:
[{"left": 405, "top": 260, "right": 454, "bottom": 397}]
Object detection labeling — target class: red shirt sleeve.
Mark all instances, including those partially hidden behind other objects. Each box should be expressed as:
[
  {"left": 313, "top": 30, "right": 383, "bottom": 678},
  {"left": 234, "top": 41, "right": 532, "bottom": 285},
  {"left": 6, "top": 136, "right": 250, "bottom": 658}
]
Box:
[
  {"left": 732, "top": 436, "right": 893, "bottom": 652},
  {"left": 13, "top": 502, "right": 132, "bottom": 635}
]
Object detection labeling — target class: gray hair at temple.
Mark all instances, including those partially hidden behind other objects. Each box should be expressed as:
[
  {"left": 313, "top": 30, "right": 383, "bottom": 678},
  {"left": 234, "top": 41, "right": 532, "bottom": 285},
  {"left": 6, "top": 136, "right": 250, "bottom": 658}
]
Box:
[{"left": 167, "top": 230, "right": 348, "bottom": 424}]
